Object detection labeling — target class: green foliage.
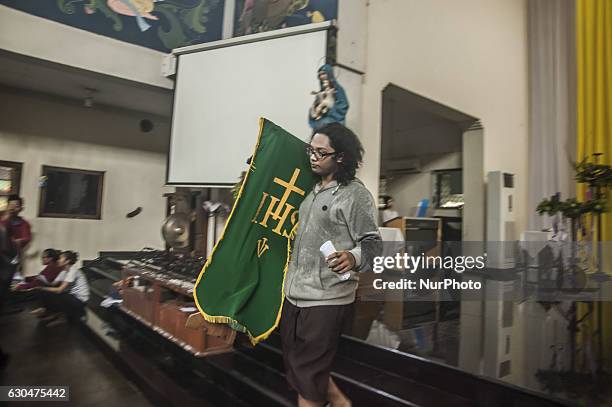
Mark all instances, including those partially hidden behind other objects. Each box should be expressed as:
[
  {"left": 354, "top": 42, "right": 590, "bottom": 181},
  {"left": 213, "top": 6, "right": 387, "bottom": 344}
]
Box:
[
  {"left": 580, "top": 197, "right": 608, "bottom": 214},
  {"left": 536, "top": 195, "right": 561, "bottom": 216},
  {"left": 58, "top": 0, "right": 122, "bottom": 31},
  {"left": 536, "top": 154, "right": 611, "bottom": 219},
  {"left": 156, "top": 4, "right": 190, "bottom": 50},
  {"left": 57, "top": 0, "right": 220, "bottom": 49},
  {"left": 58, "top": 0, "right": 79, "bottom": 14},
  {"left": 95, "top": 0, "right": 123, "bottom": 31},
  {"left": 559, "top": 198, "right": 589, "bottom": 218},
  {"left": 574, "top": 157, "right": 612, "bottom": 189},
  {"left": 156, "top": 0, "right": 219, "bottom": 48},
  {"left": 180, "top": 0, "right": 219, "bottom": 35}
]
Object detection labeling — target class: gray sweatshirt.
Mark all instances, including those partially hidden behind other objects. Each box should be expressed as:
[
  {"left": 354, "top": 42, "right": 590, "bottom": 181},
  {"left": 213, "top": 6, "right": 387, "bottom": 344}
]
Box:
[{"left": 284, "top": 178, "right": 382, "bottom": 307}]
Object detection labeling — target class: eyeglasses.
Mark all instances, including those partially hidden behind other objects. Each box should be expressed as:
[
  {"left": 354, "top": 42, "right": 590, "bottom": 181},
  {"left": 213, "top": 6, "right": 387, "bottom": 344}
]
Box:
[{"left": 306, "top": 146, "right": 337, "bottom": 161}]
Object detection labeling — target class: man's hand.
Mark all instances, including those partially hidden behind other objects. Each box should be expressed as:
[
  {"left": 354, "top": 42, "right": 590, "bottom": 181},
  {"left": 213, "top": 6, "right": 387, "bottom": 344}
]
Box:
[{"left": 326, "top": 251, "right": 356, "bottom": 274}]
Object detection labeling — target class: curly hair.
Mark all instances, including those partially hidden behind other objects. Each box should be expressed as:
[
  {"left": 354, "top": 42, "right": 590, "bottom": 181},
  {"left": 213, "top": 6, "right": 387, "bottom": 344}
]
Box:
[{"left": 312, "top": 123, "right": 364, "bottom": 185}]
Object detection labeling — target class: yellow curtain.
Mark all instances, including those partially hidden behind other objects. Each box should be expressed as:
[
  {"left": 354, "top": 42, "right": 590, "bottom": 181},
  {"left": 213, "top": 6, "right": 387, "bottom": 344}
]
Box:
[
  {"left": 576, "top": 0, "right": 612, "bottom": 372},
  {"left": 576, "top": 0, "right": 612, "bottom": 239}
]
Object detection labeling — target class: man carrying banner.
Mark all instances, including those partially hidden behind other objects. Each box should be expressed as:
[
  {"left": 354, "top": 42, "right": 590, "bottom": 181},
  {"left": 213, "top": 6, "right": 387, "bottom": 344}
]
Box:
[{"left": 281, "top": 122, "right": 381, "bottom": 407}]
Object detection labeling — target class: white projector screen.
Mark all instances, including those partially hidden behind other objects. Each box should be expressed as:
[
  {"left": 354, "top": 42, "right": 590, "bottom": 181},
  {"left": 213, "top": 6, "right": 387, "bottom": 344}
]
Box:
[{"left": 168, "top": 26, "right": 329, "bottom": 185}]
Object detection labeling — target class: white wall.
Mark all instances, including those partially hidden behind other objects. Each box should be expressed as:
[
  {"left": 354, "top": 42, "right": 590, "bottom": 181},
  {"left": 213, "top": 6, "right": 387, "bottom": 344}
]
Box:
[
  {"left": 463, "top": 128, "right": 485, "bottom": 242},
  {"left": 0, "top": 5, "right": 172, "bottom": 89},
  {"left": 337, "top": 0, "right": 368, "bottom": 73},
  {"left": 337, "top": 66, "right": 364, "bottom": 135},
  {"left": 358, "top": 0, "right": 529, "bottom": 236},
  {"left": 0, "top": 88, "right": 171, "bottom": 274}
]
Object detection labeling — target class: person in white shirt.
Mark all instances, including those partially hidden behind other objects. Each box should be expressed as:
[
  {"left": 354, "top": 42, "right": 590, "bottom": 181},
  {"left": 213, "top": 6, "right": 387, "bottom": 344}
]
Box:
[{"left": 32, "top": 251, "right": 90, "bottom": 327}]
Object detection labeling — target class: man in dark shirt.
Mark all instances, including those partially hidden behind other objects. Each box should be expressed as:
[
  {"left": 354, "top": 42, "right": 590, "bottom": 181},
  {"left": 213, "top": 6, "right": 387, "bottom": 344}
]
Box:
[
  {"left": 1, "top": 195, "right": 32, "bottom": 281},
  {"left": 5, "top": 195, "right": 32, "bottom": 255},
  {"left": 0, "top": 212, "right": 17, "bottom": 369}
]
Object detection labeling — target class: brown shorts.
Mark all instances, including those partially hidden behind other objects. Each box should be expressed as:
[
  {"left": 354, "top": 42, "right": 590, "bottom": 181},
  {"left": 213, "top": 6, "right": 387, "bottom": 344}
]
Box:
[{"left": 279, "top": 300, "right": 350, "bottom": 403}]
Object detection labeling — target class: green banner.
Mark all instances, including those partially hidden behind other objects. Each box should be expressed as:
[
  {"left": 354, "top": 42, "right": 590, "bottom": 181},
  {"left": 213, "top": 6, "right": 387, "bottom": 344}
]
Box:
[{"left": 194, "top": 119, "right": 317, "bottom": 344}]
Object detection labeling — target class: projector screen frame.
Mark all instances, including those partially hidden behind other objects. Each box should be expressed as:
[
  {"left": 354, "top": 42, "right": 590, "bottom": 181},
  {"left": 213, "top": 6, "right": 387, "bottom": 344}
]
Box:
[{"left": 166, "top": 21, "right": 335, "bottom": 187}]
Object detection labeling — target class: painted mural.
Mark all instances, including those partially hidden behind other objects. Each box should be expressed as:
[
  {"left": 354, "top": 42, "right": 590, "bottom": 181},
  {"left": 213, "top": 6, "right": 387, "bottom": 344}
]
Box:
[
  {"left": 233, "top": 0, "right": 337, "bottom": 37},
  {"left": 0, "top": 0, "right": 224, "bottom": 52}
]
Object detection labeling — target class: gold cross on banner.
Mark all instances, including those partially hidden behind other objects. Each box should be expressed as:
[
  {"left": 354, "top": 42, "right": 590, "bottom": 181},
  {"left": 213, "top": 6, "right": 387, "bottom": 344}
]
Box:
[{"left": 251, "top": 168, "right": 305, "bottom": 238}]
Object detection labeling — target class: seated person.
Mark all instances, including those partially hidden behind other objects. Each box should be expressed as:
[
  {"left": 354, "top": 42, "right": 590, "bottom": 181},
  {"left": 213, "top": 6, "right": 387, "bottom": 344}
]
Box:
[
  {"left": 14, "top": 249, "right": 62, "bottom": 291},
  {"left": 32, "top": 251, "right": 90, "bottom": 327}
]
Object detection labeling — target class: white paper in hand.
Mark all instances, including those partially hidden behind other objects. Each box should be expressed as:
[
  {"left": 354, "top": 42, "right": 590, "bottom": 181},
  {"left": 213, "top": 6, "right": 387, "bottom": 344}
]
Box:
[{"left": 320, "top": 240, "right": 351, "bottom": 281}]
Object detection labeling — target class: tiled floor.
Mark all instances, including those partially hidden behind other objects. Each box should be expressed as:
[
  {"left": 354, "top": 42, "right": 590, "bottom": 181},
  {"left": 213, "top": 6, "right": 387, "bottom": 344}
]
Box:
[{"left": 0, "top": 307, "right": 153, "bottom": 407}]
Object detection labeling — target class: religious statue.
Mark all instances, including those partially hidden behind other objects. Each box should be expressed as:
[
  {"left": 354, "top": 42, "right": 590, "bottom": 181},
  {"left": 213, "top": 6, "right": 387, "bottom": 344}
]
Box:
[{"left": 308, "top": 64, "right": 349, "bottom": 130}]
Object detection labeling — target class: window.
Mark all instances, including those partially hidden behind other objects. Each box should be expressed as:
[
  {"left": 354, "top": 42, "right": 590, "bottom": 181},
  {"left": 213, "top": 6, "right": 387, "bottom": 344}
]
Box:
[
  {"left": 0, "top": 160, "right": 23, "bottom": 211},
  {"left": 433, "top": 169, "right": 463, "bottom": 209},
  {"left": 39, "top": 166, "right": 104, "bottom": 219}
]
